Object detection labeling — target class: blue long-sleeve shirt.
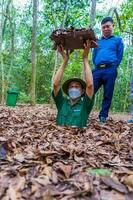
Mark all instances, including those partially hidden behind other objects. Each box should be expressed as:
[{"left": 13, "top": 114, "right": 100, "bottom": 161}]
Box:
[{"left": 92, "top": 35, "right": 124, "bottom": 67}]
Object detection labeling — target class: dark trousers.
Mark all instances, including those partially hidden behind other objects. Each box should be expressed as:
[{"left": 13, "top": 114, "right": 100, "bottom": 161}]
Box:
[{"left": 93, "top": 66, "right": 117, "bottom": 118}]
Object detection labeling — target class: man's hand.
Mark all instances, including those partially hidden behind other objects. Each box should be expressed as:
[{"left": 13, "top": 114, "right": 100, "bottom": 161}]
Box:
[
  {"left": 82, "top": 40, "right": 91, "bottom": 60},
  {"left": 82, "top": 40, "right": 94, "bottom": 99},
  {"left": 57, "top": 45, "right": 69, "bottom": 63}
]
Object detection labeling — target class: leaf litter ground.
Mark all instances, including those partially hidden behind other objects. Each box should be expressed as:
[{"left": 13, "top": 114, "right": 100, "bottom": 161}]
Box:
[{"left": 0, "top": 105, "right": 133, "bottom": 200}]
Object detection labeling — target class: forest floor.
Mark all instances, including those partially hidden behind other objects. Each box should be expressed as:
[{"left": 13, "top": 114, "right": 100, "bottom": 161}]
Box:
[{"left": 0, "top": 105, "right": 133, "bottom": 200}]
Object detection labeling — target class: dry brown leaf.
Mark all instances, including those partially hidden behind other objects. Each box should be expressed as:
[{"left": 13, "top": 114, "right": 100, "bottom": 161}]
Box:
[
  {"left": 123, "top": 175, "right": 133, "bottom": 188},
  {"left": 74, "top": 153, "right": 84, "bottom": 162},
  {"left": 42, "top": 165, "right": 52, "bottom": 177},
  {"left": 126, "top": 192, "right": 133, "bottom": 200},
  {"left": 14, "top": 153, "right": 25, "bottom": 162},
  {"left": 32, "top": 176, "right": 51, "bottom": 186},
  {"left": 38, "top": 150, "right": 61, "bottom": 156},
  {"left": 57, "top": 162, "right": 72, "bottom": 179},
  {"left": 8, "top": 185, "right": 17, "bottom": 200},
  {"left": 112, "top": 155, "right": 121, "bottom": 163},
  {"left": 100, "top": 190, "right": 125, "bottom": 200},
  {"left": 0, "top": 137, "right": 7, "bottom": 142},
  {"left": 42, "top": 189, "right": 53, "bottom": 200},
  {"left": 101, "top": 177, "right": 128, "bottom": 193},
  {"left": 51, "top": 170, "right": 58, "bottom": 184}
]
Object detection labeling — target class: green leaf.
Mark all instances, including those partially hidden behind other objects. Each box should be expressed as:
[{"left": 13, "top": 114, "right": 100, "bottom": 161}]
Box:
[{"left": 86, "top": 168, "right": 112, "bottom": 176}]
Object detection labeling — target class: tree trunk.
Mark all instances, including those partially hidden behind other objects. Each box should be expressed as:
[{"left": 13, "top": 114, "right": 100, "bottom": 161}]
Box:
[
  {"left": 131, "top": 63, "right": 133, "bottom": 117},
  {"left": 50, "top": 0, "right": 69, "bottom": 107},
  {"left": 0, "top": 0, "right": 12, "bottom": 105},
  {"left": 7, "top": 0, "right": 15, "bottom": 84},
  {"left": 51, "top": 0, "right": 69, "bottom": 85},
  {"left": 89, "top": 0, "right": 97, "bottom": 28},
  {"left": 2, "top": 0, "right": 11, "bottom": 39},
  {"left": 60, "top": 1, "right": 69, "bottom": 29},
  {"left": 123, "top": 66, "right": 129, "bottom": 112},
  {"left": 0, "top": 1, "right": 5, "bottom": 105},
  {"left": 51, "top": 50, "right": 59, "bottom": 89},
  {"left": 30, "top": 0, "right": 38, "bottom": 105},
  {"left": 81, "top": 0, "right": 97, "bottom": 80},
  {"left": 130, "top": 35, "right": 133, "bottom": 118}
]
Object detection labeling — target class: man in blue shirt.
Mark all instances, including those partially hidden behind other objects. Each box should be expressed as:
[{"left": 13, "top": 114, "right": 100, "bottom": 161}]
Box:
[{"left": 92, "top": 17, "right": 124, "bottom": 123}]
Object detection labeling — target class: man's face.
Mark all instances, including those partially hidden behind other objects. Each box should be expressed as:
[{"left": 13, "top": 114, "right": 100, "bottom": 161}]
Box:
[
  {"left": 101, "top": 21, "right": 113, "bottom": 38},
  {"left": 68, "top": 81, "right": 82, "bottom": 91},
  {"left": 68, "top": 81, "right": 84, "bottom": 97}
]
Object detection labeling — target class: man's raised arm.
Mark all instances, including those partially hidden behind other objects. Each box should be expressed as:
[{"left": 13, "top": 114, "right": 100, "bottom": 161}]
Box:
[
  {"left": 82, "top": 41, "right": 94, "bottom": 99},
  {"left": 53, "top": 46, "right": 69, "bottom": 96}
]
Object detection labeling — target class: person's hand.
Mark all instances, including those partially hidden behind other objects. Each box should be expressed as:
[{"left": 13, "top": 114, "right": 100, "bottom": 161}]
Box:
[
  {"left": 57, "top": 45, "right": 69, "bottom": 63},
  {"left": 82, "top": 40, "right": 91, "bottom": 59}
]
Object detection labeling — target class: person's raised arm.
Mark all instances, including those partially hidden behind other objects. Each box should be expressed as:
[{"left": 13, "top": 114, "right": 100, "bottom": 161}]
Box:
[
  {"left": 82, "top": 41, "right": 94, "bottom": 99},
  {"left": 53, "top": 46, "right": 69, "bottom": 96}
]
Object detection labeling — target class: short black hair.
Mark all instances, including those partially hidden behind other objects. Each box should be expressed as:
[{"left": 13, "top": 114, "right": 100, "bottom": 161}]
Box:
[{"left": 101, "top": 17, "right": 113, "bottom": 25}]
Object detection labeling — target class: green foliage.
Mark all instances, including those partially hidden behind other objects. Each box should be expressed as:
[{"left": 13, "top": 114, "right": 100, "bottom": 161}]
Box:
[
  {"left": 120, "top": 0, "right": 133, "bottom": 33},
  {"left": 18, "top": 92, "right": 30, "bottom": 103}
]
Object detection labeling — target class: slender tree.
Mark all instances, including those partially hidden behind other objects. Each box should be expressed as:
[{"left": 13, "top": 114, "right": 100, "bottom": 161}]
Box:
[
  {"left": 30, "top": 0, "right": 38, "bottom": 105},
  {"left": 0, "top": 0, "right": 11, "bottom": 105},
  {"left": 51, "top": 0, "right": 70, "bottom": 93},
  {"left": 0, "top": 1, "right": 4, "bottom": 105},
  {"left": 89, "top": 0, "right": 97, "bottom": 28},
  {"left": 7, "top": 0, "right": 15, "bottom": 83}
]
